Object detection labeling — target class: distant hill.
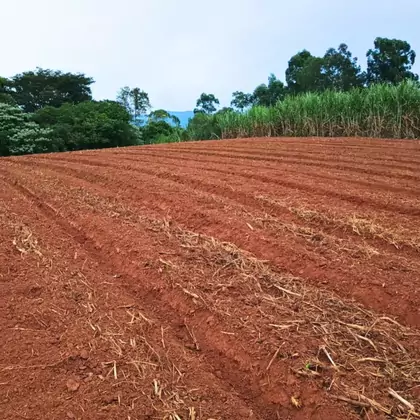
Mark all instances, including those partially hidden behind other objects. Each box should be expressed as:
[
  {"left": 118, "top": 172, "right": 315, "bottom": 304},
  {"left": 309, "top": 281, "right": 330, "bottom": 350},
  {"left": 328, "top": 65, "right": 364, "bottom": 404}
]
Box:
[
  {"left": 167, "top": 111, "right": 194, "bottom": 128},
  {"left": 133, "top": 111, "right": 194, "bottom": 128}
]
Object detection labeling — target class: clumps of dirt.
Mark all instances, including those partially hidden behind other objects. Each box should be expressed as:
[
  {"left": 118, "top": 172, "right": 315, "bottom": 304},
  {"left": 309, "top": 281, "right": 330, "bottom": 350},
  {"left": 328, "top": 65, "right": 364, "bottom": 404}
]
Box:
[
  {"left": 251, "top": 213, "right": 380, "bottom": 259},
  {"left": 61, "top": 188, "right": 420, "bottom": 417},
  {"left": 157, "top": 219, "right": 420, "bottom": 419},
  {"left": 257, "top": 194, "right": 420, "bottom": 252},
  {"left": 66, "top": 378, "right": 80, "bottom": 392}
]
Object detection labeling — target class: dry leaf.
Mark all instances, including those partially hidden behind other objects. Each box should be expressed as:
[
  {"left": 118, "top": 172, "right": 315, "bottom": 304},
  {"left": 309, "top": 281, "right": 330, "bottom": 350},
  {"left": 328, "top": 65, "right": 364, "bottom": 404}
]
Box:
[{"left": 291, "top": 396, "right": 302, "bottom": 408}]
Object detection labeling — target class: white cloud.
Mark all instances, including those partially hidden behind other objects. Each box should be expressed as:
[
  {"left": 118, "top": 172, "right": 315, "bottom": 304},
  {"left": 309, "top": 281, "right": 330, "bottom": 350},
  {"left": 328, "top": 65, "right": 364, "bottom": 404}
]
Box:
[{"left": 2, "top": 0, "right": 419, "bottom": 110}]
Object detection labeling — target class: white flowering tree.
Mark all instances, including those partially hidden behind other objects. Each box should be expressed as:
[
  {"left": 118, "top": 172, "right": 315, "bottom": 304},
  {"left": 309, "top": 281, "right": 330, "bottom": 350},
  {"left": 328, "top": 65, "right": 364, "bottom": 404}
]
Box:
[{"left": 0, "top": 103, "right": 53, "bottom": 156}]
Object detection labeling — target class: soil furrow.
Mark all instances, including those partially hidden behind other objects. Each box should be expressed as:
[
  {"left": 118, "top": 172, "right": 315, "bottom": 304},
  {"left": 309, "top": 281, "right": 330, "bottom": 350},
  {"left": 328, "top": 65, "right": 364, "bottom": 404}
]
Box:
[
  {"left": 13, "top": 157, "right": 420, "bottom": 256},
  {"left": 0, "top": 175, "right": 288, "bottom": 419},
  {"left": 0, "top": 183, "right": 279, "bottom": 420},
  {"left": 133, "top": 146, "right": 420, "bottom": 182},
  {"left": 170, "top": 138, "right": 420, "bottom": 158},
  {"left": 3, "top": 137, "right": 420, "bottom": 420},
  {"left": 108, "top": 150, "right": 420, "bottom": 197},
  {"left": 3, "top": 162, "right": 420, "bottom": 329},
  {"left": 39, "top": 153, "right": 420, "bottom": 218},
  {"left": 144, "top": 145, "right": 420, "bottom": 173},
  {"left": 170, "top": 144, "right": 420, "bottom": 166},
  {"left": 3, "top": 171, "right": 419, "bottom": 420}
]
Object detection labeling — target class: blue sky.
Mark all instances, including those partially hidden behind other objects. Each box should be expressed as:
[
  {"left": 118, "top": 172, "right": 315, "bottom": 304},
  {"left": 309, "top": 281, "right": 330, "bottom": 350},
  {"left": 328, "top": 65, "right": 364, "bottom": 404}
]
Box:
[{"left": 2, "top": 0, "right": 419, "bottom": 110}]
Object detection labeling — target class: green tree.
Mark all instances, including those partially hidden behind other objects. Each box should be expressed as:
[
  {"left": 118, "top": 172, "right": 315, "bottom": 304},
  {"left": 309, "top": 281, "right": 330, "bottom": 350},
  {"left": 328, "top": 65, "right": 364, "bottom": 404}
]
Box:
[
  {"left": 149, "top": 109, "right": 181, "bottom": 126},
  {"left": 216, "top": 107, "right": 234, "bottom": 115},
  {"left": 117, "top": 86, "right": 151, "bottom": 123},
  {"left": 367, "top": 37, "right": 418, "bottom": 84},
  {"left": 141, "top": 120, "right": 174, "bottom": 144},
  {"left": 9, "top": 68, "right": 94, "bottom": 112},
  {"left": 231, "top": 91, "right": 254, "bottom": 111},
  {"left": 194, "top": 93, "right": 220, "bottom": 114},
  {"left": 286, "top": 50, "right": 325, "bottom": 94},
  {"left": 143, "top": 109, "right": 187, "bottom": 144},
  {"left": 187, "top": 113, "right": 221, "bottom": 140},
  {"left": 253, "top": 74, "right": 286, "bottom": 106},
  {"left": 149, "top": 109, "right": 169, "bottom": 121},
  {"left": 116, "top": 86, "right": 132, "bottom": 114},
  {"left": 322, "top": 44, "right": 365, "bottom": 90},
  {"left": 0, "top": 77, "right": 15, "bottom": 105},
  {"left": 170, "top": 114, "right": 181, "bottom": 127},
  {"left": 0, "top": 103, "right": 53, "bottom": 156},
  {"left": 132, "top": 87, "right": 151, "bottom": 121},
  {"left": 34, "top": 100, "right": 138, "bottom": 151}
]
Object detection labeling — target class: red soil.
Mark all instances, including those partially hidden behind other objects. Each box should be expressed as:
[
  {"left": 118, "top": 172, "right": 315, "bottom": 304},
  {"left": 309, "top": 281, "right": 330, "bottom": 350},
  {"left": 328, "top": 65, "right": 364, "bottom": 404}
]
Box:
[{"left": 1, "top": 137, "right": 420, "bottom": 420}]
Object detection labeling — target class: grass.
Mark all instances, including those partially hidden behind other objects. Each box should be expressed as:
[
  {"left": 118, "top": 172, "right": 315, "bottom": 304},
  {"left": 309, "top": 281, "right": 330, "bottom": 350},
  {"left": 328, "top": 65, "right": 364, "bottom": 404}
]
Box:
[
  {"left": 141, "top": 81, "right": 420, "bottom": 144},
  {"left": 191, "top": 81, "right": 420, "bottom": 140}
]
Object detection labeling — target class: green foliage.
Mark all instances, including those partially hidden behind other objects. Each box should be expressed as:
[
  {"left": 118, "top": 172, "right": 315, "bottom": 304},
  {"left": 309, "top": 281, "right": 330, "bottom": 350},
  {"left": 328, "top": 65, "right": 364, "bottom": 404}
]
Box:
[
  {"left": 0, "top": 77, "right": 16, "bottom": 105},
  {"left": 141, "top": 120, "right": 174, "bottom": 144},
  {"left": 286, "top": 50, "right": 325, "bottom": 94},
  {"left": 233, "top": 38, "right": 415, "bottom": 112},
  {"left": 149, "top": 109, "right": 171, "bottom": 121},
  {"left": 152, "top": 131, "right": 186, "bottom": 144},
  {"left": 367, "top": 38, "right": 418, "bottom": 85},
  {"left": 117, "top": 86, "right": 151, "bottom": 123},
  {"left": 187, "top": 112, "right": 221, "bottom": 140},
  {"left": 8, "top": 68, "right": 93, "bottom": 113},
  {"left": 231, "top": 91, "right": 254, "bottom": 111},
  {"left": 149, "top": 109, "right": 181, "bottom": 126},
  {"left": 322, "top": 44, "right": 365, "bottom": 90},
  {"left": 253, "top": 74, "right": 287, "bottom": 106},
  {"left": 285, "top": 44, "right": 365, "bottom": 94},
  {"left": 207, "top": 81, "right": 420, "bottom": 140},
  {"left": 140, "top": 107, "right": 188, "bottom": 143},
  {"left": 171, "top": 114, "right": 181, "bottom": 127},
  {"left": 131, "top": 125, "right": 144, "bottom": 145},
  {"left": 2, "top": 35, "right": 418, "bottom": 155},
  {"left": 216, "top": 107, "right": 234, "bottom": 115},
  {"left": 0, "top": 103, "right": 54, "bottom": 156},
  {"left": 33, "top": 100, "right": 138, "bottom": 151},
  {"left": 194, "top": 93, "right": 220, "bottom": 114}
]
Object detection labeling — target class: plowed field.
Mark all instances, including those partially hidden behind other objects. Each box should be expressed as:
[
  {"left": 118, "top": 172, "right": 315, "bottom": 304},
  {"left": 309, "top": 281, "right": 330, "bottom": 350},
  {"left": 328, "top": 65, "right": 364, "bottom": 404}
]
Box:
[{"left": 1, "top": 137, "right": 420, "bottom": 420}]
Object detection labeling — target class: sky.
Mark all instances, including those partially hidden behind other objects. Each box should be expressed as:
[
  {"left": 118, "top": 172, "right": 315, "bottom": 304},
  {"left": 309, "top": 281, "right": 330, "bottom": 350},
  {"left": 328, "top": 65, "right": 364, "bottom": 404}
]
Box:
[{"left": 2, "top": 0, "right": 420, "bottom": 111}]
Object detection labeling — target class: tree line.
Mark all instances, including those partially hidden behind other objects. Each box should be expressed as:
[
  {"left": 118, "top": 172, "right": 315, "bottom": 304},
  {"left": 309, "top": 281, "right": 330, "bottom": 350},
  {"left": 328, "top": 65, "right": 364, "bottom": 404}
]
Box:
[
  {"left": 0, "top": 69, "right": 142, "bottom": 156},
  {"left": 208, "top": 37, "right": 418, "bottom": 113},
  {"left": 0, "top": 37, "right": 418, "bottom": 156}
]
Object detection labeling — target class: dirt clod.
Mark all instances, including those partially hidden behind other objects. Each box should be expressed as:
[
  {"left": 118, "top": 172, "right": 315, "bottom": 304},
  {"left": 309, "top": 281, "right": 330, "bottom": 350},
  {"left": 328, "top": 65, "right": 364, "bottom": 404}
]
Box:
[
  {"left": 80, "top": 349, "right": 89, "bottom": 360},
  {"left": 66, "top": 378, "right": 80, "bottom": 392}
]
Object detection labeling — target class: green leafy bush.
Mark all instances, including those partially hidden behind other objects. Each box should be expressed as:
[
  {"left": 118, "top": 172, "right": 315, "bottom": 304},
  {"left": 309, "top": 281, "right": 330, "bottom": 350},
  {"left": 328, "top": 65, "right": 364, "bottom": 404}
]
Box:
[
  {"left": 33, "top": 100, "right": 139, "bottom": 151},
  {"left": 186, "top": 113, "right": 221, "bottom": 141}
]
